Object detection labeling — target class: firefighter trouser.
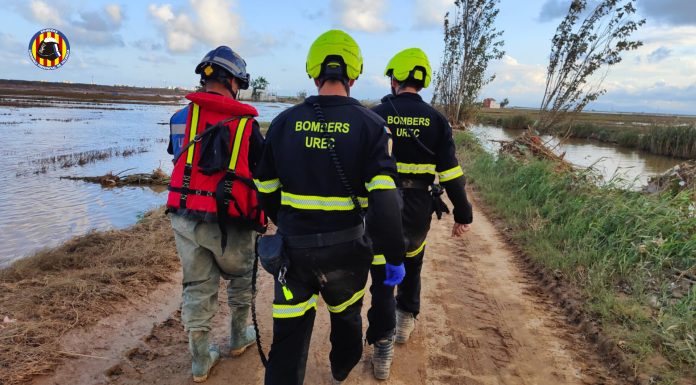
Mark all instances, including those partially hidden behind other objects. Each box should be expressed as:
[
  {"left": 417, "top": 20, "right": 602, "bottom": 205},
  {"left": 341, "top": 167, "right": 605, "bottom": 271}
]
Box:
[
  {"left": 169, "top": 213, "right": 254, "bottom": 332},
  {"left": 366, "top": 264, "right": 396, "bottom": 344},
  {"left": 264, "top": 236, "right": 373, "bottom": 385},
  {"left": 366, "top": 188, "right": 432, "bottom": 342}
]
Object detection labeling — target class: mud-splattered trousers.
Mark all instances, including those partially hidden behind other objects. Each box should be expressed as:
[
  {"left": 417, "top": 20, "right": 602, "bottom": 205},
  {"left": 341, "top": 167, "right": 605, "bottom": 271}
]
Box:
[
  {"left": 169, "top": 213, "right": 254, "bottom": 332},
  {"left": 264, "top": 237, "right": 373, "bottom": 385},
  {"left": 367, "top": 188, "right": 432, "bottom": 344}
]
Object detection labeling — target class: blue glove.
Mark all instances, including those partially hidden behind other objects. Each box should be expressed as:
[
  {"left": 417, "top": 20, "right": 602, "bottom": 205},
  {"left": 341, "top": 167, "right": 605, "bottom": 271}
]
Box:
[{"left": 384, "top": 263, "right": 405, "bottom": 286}]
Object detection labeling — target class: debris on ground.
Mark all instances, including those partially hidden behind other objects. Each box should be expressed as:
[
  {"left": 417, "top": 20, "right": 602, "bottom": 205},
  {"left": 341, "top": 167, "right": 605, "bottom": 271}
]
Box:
[
  {"left": 496, "top": 132, "right": 574, "bottom": 172},
  {"left": 644, "top": 160, "right": 696, "bottom": 195},
  {"left": 61, "top": 168, "right": 169, "bottom": 187}
]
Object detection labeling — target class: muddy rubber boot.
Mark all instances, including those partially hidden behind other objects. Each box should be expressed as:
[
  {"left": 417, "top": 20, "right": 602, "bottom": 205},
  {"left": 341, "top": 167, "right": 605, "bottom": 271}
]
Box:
[
  {"left": 395, "top": 309, "right": 416, "bottom": 344},
  {"left": 189, "top": 331, "right": 220, "bottom": 383},
  {"left": 372, "top": 335, "right": 395, "bottom": 380},
  {"left": 228, "top": 306, "right": 256, "bottom": 357}
]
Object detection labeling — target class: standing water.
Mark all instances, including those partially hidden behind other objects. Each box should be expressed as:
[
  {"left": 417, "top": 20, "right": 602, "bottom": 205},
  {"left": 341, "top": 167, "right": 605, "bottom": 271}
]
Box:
[
  {"left": 0, "top": 107, "right": 683, "bottom": 266},
  {"left": 468, "top": 125, "right": 682, "bottom": 187},
  {"left": 0, "top": 100, "right": 292, "bottom": 266}
]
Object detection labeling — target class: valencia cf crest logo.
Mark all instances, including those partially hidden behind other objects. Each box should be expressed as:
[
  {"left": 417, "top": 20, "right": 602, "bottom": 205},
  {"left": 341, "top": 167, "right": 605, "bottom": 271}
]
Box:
[{"left": 28, "top": 29, "right": 70, "bottom": 70}]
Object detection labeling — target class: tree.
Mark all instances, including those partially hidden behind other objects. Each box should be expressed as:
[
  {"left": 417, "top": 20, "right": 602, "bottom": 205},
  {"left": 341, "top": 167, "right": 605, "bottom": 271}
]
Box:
[
  {"left": 537, "top": 0, "right": 644, "bottom": 130},
  {"left": 251, "top": 76, "right": 269, "bottom": 101},
  {"left": 500, "top": 97, "right": 509, "bottom": 108},
  {"left": 432, "top": 0, "right": 505, "bottom": 126}
]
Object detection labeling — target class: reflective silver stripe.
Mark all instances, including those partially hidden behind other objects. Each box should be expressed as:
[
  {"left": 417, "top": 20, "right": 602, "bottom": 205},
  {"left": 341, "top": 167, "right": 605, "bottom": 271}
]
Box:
[
  {"left": 365, "top": 175, "right": 396, "bottom": 192},
  {"left": 281, "top": 192, "right": 368, "bottom": 211},
  {"left": 372, "top": 254, "right": 386, "bottom": 265},
  {"left": 397, "top": 162, "right": 436, "bottom": 175},
  {"left": 438, "top": 166, "right": 464, "bottom": 182},
  {"left": 327, "top": 289, "right": 366, "bottom": 313},
  {"left": 272, "top": 294, "right": 318, "bottom": 318},
  {"left": 254, "top": 178, "right": 282, "bottom": 193},
  {"left": 170, "top": 123, "right": 186, "bottom": 135},
  {"left": 207, "top": 55, "right": 244, "bottom": 75}
]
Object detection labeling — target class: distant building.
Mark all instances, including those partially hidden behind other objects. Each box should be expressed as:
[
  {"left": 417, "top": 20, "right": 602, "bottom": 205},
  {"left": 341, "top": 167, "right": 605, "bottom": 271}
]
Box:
[
  {"left": 238, "top": 89, "right": 277, "bottom": 102},
  {"left": 483, "top": 98, "right": 499, "bottom": 109}
]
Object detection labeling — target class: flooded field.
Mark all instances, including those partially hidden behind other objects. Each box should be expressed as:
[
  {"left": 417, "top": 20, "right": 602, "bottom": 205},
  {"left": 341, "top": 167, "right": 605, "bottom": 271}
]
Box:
[
  {"left": 0, "top": 102, "right": 684, "bottom": 266},
  {"left": 0, "top": 100, "right": 292, "bottom": 266},
  {"left": 469, "top": 125, "right": 682, "bottom": 187}
]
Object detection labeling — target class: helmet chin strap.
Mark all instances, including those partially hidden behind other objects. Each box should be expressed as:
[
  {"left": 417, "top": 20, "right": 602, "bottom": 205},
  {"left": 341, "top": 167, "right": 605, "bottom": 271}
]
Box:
[
  {"left": 224, "top": 78, "right": 238, "bottom": 99},
  {"left": 391, "top": 76, "right": 403, "bottom": 96}
]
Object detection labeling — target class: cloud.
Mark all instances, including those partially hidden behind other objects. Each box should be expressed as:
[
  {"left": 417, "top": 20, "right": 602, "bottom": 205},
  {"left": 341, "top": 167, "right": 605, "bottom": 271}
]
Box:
[
  {"left": 412, "top": 0, "right": 450, "bottom": 29},
  {"left": 479, "top": 54, "right": 548, "bottom": 106},
  {"left": 331, "top": 0, "right": 389, "bottom": 33},
  {"left": 105, "top": 4, "right": 123, "bottom": 24},
  {"left": 647, "top": 47, "right": 672, "bottom": 63},
  {"left": 593, "top": 81, "right": 696, "bottom": 114},
  {"left": 302, "top": 8, "right": 324, "bottom": 21},
  {"left": 29, "top": 0, "right": 62, "bottom": 25},
  {"left": 20, "top": 1, "right": 125, "bottom": 47},
  {"left": 0, "top": 32, "right": 31, "bottom": 65},
  {"left": 537, "top": 0, "right": 570, "bottom": 22},
  {"left": 132, "top": 38, "right": 163, "bottom": 51},
  {"left": 639, "top": 0, "right": 696, "bottom": 27},
  {"left": 148, "top": 0, "right": 241, "bottom": 53}
]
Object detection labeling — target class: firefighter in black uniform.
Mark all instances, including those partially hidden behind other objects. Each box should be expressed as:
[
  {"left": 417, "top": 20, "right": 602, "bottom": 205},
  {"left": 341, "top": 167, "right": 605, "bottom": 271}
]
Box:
[
  {"left": 254, "top": 30, "right": 406, "bottom": 385},
  {"left": 367, "top": 48, "right": 474, "bottom": 380}
]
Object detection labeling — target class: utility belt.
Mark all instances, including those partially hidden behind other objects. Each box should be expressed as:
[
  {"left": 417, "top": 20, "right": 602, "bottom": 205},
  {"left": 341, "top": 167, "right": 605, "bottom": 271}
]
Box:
[
  {"left": 400, "top": 178, "right": 450, "bottom": 220},
  {"left": 257, "top": 223, "right": 364, "bottom": 282},
  {"left": 400, "top": 177, "right": 430, "bottom": 190},
  {"left": 283, "top": 223, "right": 364, "bottom": 248}
]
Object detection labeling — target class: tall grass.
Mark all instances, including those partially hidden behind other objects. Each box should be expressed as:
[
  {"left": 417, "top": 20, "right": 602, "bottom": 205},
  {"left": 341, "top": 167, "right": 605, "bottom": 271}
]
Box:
[
  {"left": 456, "top": 131, "right": 696, "bottom": 382},
  {"left": 640, "top": 125, "right": 696, "bottom": 159},
  {"left": 478, "top": 113, "right": 696, "bottom": 159}
]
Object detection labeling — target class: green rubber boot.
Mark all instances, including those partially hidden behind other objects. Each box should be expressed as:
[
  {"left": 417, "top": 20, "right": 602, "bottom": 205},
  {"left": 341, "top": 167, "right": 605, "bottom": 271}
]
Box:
[
  {"left": 228, "top": 306, "right": 256, "bottom": 357},
  {"left": 189, "top": 331, "right": 220, "bottom": 383}
]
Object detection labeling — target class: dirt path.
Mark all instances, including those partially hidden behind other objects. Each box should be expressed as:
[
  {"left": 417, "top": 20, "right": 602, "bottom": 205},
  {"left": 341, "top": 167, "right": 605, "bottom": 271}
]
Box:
[{"left": 32, "top": 196, "right": 620, "bottom": 385}]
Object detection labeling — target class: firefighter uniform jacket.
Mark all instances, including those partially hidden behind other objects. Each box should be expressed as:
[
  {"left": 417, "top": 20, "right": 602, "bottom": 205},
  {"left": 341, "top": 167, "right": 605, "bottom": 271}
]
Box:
[
  {"left": 372, "top": 92, "right": 473, "bottom": 224},
  {"left": 254, "top": 95, "right": 405, "bottom": 265}
]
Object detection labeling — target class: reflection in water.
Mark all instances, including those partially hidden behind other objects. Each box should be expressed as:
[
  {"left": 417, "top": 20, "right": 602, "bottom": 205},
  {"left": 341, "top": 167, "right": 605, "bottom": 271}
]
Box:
[
  {"left": 468, "top": 125, "right": 682, "bottom": 188},
  {"left": 0, "top": 101, "right": 293, "bottom": 265}
]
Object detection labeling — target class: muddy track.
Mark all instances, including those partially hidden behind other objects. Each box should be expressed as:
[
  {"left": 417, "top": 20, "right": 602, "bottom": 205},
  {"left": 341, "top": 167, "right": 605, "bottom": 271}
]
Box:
[{"left": 32, "top": 196, "right": 623, "bottom": 385}]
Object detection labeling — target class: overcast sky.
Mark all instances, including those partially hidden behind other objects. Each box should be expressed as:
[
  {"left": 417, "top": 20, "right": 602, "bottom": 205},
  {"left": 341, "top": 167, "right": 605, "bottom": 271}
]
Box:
[{"left": 1, "top": 0, "right": 695, "bottom": 114}]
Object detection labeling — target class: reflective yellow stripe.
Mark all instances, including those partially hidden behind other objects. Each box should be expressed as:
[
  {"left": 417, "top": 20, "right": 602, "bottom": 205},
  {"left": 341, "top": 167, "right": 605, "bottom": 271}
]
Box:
[
  {"left": 254, "top": 178, "right": 282, "bottom": 193},
  {"left": 272, "top": 294, "right": 318, "bottom": 318},
  {"left": 228, "top": 117, "right": 249, "bottom": 171},
  {"left": 397, "top": 162, "right": 436, "bottom": 175},
  {"left": 365, "top": 175, "right": 396, "bottom": 192},
  {"left": 327, "top": 289, "right": 365, "bottom": 313},
  {"left": 186, "top": 104, "right": 201, "bottom": 164},
  {"left": 372, "top": 254, "right": 386, "bottom": 265},
  {"left": 438, "top": 165, "right": 464, "bottom": 182},
  {"left": 281, "top": 192, "right": 368, "bottom": 211},
  {"left": 406, "top": 240, "right": 426, "bottom": 257}
]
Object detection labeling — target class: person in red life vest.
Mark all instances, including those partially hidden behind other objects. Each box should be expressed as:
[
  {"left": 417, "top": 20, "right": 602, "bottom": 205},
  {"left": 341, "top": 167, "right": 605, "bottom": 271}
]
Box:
[{"left": 166, "top": 46, "right": 265, "bottom": 383}]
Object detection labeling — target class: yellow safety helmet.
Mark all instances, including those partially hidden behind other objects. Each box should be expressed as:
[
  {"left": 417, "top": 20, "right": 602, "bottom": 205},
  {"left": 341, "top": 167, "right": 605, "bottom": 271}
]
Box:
[
  {"left": 384, "top": 48, "right": 431, "bottom": 88},
  {"left": 306, "top": 29, "right": 363, "bottom": 80}
]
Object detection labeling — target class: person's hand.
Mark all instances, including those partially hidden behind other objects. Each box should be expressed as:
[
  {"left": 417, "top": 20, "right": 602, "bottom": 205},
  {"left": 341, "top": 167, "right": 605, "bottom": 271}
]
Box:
[
  {"left": 384, "top": 263, "right": 405, "bottom": 286},
  {"left": 451, "top": 223, "right": 471, "bottom": 237}
]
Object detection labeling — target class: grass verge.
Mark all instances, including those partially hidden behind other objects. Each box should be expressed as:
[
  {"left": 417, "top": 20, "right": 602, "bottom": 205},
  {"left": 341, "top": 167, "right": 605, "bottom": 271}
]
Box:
[
  {"left": 0, "top": 208, "right": 178, "bottom": 385},
  {"left": 455, "top": 130, "right": 696, "bottom": 384}
]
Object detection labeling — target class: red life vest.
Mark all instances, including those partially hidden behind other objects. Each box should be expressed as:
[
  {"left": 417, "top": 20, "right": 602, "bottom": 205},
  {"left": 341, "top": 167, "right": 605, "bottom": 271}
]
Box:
[{"left": 167, "top": 92, "right": 265, "bottom": 233}]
